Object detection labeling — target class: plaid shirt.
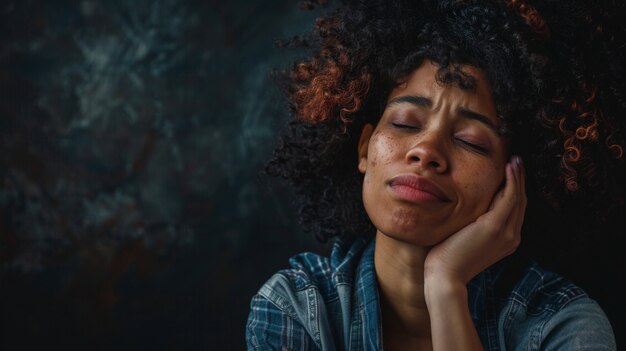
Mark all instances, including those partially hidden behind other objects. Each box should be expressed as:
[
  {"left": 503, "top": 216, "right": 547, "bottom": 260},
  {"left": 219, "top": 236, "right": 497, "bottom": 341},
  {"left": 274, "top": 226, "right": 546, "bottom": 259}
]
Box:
[{"left": 246, "top": 236, "right": 615, "bottom": 350}]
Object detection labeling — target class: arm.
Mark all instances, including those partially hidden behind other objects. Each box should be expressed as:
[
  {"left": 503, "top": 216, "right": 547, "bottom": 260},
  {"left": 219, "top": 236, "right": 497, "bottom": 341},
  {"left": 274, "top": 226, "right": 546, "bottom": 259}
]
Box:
[
  {"left": 424, "top": 157, "right": 527, "bottom": 350},
  {"left": 246, "top": 294, "right": 317, "bottom": 351}
]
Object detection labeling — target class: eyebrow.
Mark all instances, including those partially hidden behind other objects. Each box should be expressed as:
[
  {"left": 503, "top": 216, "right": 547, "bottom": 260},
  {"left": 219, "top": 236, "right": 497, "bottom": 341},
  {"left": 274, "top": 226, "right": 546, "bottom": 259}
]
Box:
[{"left": 386, "top": 95, "right": 501, "bottom": 134}]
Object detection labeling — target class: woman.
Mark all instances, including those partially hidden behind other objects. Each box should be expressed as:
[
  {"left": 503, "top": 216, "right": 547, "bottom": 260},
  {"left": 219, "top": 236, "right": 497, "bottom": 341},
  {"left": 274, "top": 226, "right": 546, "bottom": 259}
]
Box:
[{"left": 247, "top": 0, "right": 624, "bottom": 349}]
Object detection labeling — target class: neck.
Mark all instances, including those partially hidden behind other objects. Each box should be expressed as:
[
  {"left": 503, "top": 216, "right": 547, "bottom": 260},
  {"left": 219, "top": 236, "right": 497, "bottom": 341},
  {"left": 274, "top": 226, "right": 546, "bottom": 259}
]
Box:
[{"left": 374, "top": 231, "right": 433, "bottom": 350}]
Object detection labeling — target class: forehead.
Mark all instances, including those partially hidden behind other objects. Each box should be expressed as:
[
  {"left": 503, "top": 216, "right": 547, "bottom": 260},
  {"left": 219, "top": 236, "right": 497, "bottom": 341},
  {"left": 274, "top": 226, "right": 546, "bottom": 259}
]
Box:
[{"left": 387, "top": 60, "right": 496, "bottom": 113}]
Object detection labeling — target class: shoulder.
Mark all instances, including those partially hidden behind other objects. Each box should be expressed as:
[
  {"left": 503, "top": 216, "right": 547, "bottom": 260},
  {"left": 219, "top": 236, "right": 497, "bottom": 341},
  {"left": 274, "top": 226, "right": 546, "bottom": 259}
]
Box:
[
  {"left": 501, "top": 261, "right": 616, "bottom": 350},
  {"left": 246, "top": 236, "right": 374, "bottom": 350},
  {"left": 510, "top": 261, "right": 586, "bottom": 314},
  {"left": 256, "top": 236, "right": 372, "bottom": 306},
  {"left": 540, "top": 298, "right": 616, "bottom": 349}
]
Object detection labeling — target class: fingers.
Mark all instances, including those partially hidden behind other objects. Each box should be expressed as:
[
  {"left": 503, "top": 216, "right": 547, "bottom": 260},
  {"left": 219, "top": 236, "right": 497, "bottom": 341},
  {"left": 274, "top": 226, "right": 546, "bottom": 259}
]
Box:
[
  {"left": 482, "top": 155, "right": 526, "bottom": 254},
  {"left": 502, "top": 155, "right": 526, "bottom": 253},
  {"left": 486, "top": 156, "right": 522, "bottom": 226},
  {"left": 512, "top": 157, "right": 527, "bottom": 233},
  {"left": 507, "top": 156, "right": 526, "bottom": 231}
]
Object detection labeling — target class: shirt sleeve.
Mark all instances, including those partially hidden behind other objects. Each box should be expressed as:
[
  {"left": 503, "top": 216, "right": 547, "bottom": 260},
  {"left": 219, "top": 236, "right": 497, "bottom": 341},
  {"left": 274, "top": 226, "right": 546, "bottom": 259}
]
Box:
[
  {"left": 246, "top": 294, "right": 318, "bottom": 351},
  {"left": 540, "top": 298, "right": 616, "bottom": 350}
]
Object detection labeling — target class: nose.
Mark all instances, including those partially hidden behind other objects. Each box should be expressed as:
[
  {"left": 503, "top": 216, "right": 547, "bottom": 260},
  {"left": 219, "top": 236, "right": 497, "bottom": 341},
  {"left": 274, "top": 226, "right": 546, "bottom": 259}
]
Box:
[{"left": 405, "top": 132, "right": 448, "bottom": 173}]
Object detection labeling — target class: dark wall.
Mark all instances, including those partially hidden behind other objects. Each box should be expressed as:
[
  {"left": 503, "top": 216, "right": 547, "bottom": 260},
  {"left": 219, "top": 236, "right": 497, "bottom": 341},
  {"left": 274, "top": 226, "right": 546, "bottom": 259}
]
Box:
[
  {"left": 0, "top": 0, "right": 329, "bottom": 349},
  {"left": 0, "top": 1, "right": 623, "bottom": 350}
]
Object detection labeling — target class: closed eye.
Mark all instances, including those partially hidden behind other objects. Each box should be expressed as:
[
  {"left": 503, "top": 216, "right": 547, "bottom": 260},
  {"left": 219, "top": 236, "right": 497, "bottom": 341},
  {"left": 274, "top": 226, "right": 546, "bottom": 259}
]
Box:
[
  {"left": 457, "top": 139, "right": 490, "bottom": 154},
  {"left": 391, "top": 122, "right": 420, "bottom": 130}
]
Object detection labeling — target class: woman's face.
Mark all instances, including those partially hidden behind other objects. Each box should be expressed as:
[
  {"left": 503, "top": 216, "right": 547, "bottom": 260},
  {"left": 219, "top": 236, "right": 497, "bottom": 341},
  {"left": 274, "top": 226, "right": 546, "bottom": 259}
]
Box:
[{"left": 358, "top": 60, "right": 508, "bottom": 246}]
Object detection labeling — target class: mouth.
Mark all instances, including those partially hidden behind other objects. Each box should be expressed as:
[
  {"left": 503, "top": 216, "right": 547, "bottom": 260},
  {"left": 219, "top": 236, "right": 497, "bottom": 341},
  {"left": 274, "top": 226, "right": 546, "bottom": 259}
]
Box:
[{"left": 388, "top": 174, "right": 451, "bottom": 203}]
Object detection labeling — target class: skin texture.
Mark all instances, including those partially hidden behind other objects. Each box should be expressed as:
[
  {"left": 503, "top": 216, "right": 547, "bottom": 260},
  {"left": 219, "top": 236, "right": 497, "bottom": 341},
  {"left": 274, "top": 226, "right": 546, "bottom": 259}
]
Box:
[{"left": 357, "top": 60, "right": 527, "bottom": 350}]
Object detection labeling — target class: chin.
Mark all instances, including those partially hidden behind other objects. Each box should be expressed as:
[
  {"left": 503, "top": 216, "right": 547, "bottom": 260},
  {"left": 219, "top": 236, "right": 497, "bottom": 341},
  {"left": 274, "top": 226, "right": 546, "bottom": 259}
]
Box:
[{"left": 377, "top": 222, "right": 451, "bottom": 247}]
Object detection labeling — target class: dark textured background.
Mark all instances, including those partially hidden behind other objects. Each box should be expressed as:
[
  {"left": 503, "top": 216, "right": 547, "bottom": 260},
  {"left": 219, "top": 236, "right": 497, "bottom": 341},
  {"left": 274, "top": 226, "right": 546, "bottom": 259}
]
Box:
[
  {"left": 0, "top": 0, "right": 331, "bottom": 349},
  {"left": 0, "top": 1, "right": 623, "bottom": 350}
]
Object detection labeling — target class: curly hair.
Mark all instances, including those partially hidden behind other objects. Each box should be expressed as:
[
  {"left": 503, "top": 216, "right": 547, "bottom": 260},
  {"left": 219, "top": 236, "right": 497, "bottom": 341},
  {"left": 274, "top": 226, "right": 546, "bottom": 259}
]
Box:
[{"left": 266, "top": 0, "right": 626, "bottom": 244}]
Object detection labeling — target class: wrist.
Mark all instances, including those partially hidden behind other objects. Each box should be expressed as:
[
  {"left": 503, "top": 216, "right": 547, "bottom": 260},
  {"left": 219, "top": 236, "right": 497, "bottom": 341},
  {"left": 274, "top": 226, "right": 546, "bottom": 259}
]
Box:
[{"left": 424, "top": 274, "right": 468, "bottom": 308}]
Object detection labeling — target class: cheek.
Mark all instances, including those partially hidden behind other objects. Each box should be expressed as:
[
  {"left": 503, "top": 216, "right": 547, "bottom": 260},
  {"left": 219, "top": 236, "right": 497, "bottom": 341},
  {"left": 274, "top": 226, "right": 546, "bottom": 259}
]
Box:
[
  {"left": 367, "top": 131, "right": 400, "bottom": 170},
  {"left": 457, "top": 160, "right": 505, "bottom": 209},
  {"left": 362, "top": 132, "right": 401, "bottom": 213}
]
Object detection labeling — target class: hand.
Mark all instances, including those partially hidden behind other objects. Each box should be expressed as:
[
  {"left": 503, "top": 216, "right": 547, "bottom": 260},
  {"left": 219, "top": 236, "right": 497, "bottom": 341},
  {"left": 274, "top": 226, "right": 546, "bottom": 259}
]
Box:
[{"left": 423, "top": 156, "right": 527, "bottom": 286}]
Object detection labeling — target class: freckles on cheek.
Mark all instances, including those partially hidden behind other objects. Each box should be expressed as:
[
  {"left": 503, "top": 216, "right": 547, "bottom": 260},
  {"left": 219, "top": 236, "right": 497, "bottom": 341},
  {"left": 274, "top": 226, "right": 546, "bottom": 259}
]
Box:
[
  {"left": 471, "top": 170, "right": 503, "bottom": 201},
  {"left": 456, "top": 160, "right": 504, "bottom": 207},
  {"left": 370, "top": 132, "right": 398, "bottom": 167}
]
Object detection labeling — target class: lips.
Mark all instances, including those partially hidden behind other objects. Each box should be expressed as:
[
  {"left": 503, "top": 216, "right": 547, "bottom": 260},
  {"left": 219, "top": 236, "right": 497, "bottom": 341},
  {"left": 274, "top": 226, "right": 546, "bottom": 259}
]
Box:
[{"left": 388, "top": 174, "right": 451, "bottom": 203}]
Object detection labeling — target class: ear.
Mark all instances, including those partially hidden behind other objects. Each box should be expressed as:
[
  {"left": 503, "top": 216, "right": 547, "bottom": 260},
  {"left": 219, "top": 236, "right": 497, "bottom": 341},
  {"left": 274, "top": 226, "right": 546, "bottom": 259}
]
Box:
[{"left": 357, "top": 123, "right": 374, "bottom": 174}]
